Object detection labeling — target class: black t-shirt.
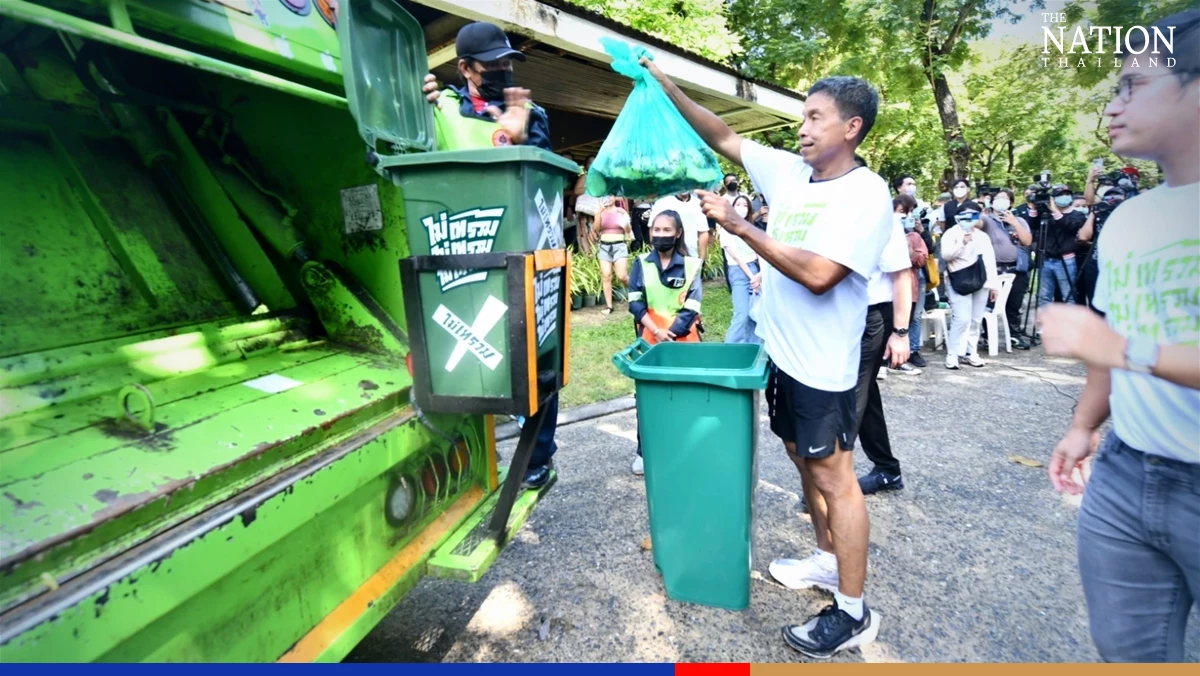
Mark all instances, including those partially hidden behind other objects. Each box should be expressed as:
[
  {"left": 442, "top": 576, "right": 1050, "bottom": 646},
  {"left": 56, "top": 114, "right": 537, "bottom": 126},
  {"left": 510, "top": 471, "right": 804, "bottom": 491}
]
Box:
[
  {"left": 1044, "top": 210, "right": 1088, "bottom": 259},
  {"left": 1014, "top": 203, "right": 1042, "bottom": 248},
  {"left": 943, "top": 199, "right": 981, "bottom": 226}
]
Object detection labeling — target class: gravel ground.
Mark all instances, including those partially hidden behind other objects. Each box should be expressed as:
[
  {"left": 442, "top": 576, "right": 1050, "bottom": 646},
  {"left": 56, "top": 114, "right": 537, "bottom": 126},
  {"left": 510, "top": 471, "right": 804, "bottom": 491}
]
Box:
[{"left": 348, "top": 346, "right": 1199, "bottom": 663}]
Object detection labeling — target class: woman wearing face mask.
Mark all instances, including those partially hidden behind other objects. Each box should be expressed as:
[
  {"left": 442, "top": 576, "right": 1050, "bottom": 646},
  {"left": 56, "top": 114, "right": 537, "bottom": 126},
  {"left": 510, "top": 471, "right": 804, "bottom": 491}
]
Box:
[
  {"left": 625, "top": 211, "right": 703, "bottom": 475},
  {"left": 939, "top": 207, "right": 999, "bottom": 369},
  {"left": 942, "top": 179, "right": 981, "bottom": 227},
  {"left": 721, "top": 195, "right": 762, "bottom": 344},
  {"left": 980, "top": 189, "right": 1033, "bottom": 348}
]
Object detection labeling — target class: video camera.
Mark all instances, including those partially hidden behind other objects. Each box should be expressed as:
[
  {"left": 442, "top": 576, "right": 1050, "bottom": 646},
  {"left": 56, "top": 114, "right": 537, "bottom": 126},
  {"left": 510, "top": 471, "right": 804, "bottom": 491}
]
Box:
[{"left": 1029, "top": 170, "right": 1053, "bottom": 208}]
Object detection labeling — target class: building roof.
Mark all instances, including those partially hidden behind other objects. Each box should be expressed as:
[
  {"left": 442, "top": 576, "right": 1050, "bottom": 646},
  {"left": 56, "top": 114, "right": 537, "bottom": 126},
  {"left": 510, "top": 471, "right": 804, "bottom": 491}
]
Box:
[{"left": 403, "top": 0, "right": 804, "bottom": 156}]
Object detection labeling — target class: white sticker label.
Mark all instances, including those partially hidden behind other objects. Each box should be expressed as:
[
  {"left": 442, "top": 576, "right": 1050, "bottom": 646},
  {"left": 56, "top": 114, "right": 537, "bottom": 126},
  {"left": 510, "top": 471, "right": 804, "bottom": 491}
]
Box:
[
  {"left": 341, "top": 185, "right": 383, "bottom": 234},
  {"left": 434, "top": 296, "right": 508, "bottom": 371},
  {"left": 534, "top": 189, "right": 564, "bottom": 250},
  {"left": 273, "top": 36, "right": 294, "bottom": 60},
  {"left": 320, "top": 51, "right": 337, "bottom": 72},
  {"left": 243, "top": 374, "right": 303, "bottom": 394},
  {"left": 422, "top": 207, "right": 505, "bottom": 291},
  {"left": 534, "top": 269, "right": 561, "bottom": 347}
]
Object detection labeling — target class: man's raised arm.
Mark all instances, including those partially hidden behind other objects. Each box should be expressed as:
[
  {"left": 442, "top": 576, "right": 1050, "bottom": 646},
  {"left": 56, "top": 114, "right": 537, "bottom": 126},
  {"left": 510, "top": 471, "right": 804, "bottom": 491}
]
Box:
[{"left": 640, "top": 58, "right": 745, "bottom": 167}]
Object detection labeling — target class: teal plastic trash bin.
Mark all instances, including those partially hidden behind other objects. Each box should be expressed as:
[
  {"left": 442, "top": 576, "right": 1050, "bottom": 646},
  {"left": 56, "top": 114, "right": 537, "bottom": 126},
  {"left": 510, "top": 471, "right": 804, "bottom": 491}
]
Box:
[{"left": 612, "top": 339, "right": 770, "bottom": 610}]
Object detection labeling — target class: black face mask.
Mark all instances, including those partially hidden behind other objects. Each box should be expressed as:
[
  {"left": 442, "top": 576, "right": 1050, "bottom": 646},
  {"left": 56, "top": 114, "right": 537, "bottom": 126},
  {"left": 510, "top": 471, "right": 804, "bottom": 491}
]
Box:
[
  {"left": 651, "top": 236, "right": 677, "bottom": 252},
  {"left": 726, "top": 181, "right": 739, "bottom": 192},
  {"left": 477, "top": 69, "right": 513, "bottom": 101}
]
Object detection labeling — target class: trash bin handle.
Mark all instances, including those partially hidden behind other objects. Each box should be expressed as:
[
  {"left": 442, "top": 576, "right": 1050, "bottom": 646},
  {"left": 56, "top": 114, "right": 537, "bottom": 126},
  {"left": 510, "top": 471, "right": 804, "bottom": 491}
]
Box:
[{"left": 612, "top": 338, "right": 651, "bottom": 378}]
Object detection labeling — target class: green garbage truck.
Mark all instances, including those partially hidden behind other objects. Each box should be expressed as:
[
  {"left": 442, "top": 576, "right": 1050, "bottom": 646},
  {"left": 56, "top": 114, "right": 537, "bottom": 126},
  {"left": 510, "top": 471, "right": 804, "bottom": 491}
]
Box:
[{"left": 0, "top": 0, "right": 574, "bottom": 662}]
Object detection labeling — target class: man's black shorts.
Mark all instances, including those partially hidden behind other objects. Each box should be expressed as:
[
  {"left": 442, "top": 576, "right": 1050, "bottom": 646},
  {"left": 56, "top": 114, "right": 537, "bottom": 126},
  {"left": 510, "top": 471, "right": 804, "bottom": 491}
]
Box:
[{"left": 767, "top": 362, "right": 857, "bottom": 459}]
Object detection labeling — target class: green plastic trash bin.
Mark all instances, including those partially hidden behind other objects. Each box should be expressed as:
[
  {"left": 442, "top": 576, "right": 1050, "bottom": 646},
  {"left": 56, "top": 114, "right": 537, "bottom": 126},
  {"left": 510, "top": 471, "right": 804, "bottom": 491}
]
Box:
[
  {"left": 613, "top": 339, "right": 770, "bottom": 610},
  {"left": 336, "top": 0, "right": 580, "bottom": 415},
  {"left": 391, "top": 149, "right": 578, "bottom": 416}
]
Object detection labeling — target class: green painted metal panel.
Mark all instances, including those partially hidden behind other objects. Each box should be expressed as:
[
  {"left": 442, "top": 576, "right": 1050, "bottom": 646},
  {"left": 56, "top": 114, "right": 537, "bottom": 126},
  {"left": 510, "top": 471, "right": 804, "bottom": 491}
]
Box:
[
  {"left": 0, "top": 411, "right": 490, "bottom": 662},
  {"left": 427, "top": 468, "right": 556, "bottom": 582},
  {"left": 0, "top": 124, "right": 238, "bottom": 357},
  {"left": 1, "top": 346, "right": 412, "bottom": 605}
]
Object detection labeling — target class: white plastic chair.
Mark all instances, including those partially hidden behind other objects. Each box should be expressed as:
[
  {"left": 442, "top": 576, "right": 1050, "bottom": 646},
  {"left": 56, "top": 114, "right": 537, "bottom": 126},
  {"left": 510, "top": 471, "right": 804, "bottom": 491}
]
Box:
[
  {"left": 981, "top": 273, "right": 1016, "bottom": 356},
  {"left": 923, "top": 308, "right": 948, "bottom": 351}
]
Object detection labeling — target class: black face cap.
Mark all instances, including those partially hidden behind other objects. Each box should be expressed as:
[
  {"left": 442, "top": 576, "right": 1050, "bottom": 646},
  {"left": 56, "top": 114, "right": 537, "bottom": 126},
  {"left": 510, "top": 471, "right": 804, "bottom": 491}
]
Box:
[{"left": 456, "top": 22, "right": 526, "bottom": 63}]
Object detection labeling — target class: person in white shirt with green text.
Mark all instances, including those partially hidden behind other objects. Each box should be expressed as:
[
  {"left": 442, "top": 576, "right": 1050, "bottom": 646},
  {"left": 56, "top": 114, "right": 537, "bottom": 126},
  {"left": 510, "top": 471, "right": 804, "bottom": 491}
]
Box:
[
  {"left": 1038, "top": 9, "right": 1200, "bottom": 663},
  {"left": 641, "top": 58, "right": 893, "bottom": 659}
]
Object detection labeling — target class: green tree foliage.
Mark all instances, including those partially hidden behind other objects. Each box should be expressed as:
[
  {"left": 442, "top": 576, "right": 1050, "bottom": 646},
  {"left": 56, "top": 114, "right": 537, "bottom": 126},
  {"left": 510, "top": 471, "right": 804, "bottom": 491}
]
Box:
[
  {"left": 567, "top": 0, "right": 743, "bottom": 61},
  {"left": 575, "top": 0, "right": 1185, "bottom": 195}
]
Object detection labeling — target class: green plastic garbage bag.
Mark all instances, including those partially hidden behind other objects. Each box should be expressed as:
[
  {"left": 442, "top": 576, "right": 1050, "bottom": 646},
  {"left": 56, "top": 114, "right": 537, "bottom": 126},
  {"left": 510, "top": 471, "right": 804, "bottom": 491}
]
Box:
[{"left": 585, "top": 38, "right": 724, "bottom": 199}]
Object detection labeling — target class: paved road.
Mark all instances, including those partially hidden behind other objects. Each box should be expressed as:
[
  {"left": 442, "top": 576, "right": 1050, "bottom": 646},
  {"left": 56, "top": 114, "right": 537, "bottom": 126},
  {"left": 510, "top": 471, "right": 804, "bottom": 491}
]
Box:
[{"left": 348, "top": 347, "right": 1199, "bottom": 663}]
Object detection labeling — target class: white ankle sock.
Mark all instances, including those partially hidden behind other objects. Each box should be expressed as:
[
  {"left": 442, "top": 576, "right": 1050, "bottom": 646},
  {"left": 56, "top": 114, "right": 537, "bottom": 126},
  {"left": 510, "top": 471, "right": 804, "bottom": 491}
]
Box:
[{"left": 834, "top": 591, "right": 864, "bottom": 621}]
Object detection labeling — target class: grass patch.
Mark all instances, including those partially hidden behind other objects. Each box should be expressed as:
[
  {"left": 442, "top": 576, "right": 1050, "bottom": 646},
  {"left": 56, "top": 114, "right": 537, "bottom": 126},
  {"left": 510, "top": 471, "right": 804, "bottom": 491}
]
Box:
[{"left": 562, "top": 280, "right": 733, "bottom": 409}]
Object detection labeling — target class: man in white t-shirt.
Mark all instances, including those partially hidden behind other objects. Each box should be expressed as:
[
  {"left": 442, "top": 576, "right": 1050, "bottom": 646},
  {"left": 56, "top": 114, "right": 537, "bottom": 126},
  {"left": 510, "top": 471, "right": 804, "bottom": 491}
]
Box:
[
  {"left": 642, "top": 58, "right": 892, "bottom": 658},
  {"left": 648, "top": 193, "right": 709, "bottom": 262},
  {"left": 1038, "top": 9, "right": 1200, "bottom": 662}
]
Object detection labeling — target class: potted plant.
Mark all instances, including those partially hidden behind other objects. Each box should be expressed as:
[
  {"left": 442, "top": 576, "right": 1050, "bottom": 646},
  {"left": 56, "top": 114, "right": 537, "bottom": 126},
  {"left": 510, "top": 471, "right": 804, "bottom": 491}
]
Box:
[{"left": 569, "top": 248, "right": 585, "bottom": 310}]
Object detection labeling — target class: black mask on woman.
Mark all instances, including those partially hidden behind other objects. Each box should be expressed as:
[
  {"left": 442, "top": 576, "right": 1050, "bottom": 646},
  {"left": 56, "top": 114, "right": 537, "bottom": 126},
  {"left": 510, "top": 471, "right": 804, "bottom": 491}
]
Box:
[
  {"left": 651, "top": 236, "right": 677, "bottom": 253},
  {"left": 477, "top": 69, "right": 513, "bottom": 101}
]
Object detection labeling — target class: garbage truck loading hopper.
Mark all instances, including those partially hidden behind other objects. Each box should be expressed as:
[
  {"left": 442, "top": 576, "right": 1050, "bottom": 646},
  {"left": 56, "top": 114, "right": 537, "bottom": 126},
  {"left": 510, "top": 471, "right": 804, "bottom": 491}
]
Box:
[{"left": 0, "top": 0, "right": 553, "bottom": 662}]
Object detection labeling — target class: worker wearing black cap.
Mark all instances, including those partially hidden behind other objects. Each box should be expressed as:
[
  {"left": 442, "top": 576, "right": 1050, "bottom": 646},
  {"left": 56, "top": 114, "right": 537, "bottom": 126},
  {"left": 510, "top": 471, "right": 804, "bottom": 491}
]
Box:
[
  {"left": 421, "top": 22, "right": 550, "bottom": 151},
  {"left": 422, "top": 23, "right": 559, "bottom": 491}
]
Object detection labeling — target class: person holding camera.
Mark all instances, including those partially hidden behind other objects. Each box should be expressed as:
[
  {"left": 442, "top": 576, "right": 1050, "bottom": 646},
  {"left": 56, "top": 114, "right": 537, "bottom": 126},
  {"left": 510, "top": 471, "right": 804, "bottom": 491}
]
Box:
[
  {"left": 1037, "top": 185, "right": 1088, "bottom": 307},
  {"left": 1075, "top": 186, "right": 1126, "bottom": 311},
  {"left": 1014, "top": 185, "right": 1040, "bottom": 231},
  {"left": 982, "top": 189, "right": 1033, "bottom": 349}
]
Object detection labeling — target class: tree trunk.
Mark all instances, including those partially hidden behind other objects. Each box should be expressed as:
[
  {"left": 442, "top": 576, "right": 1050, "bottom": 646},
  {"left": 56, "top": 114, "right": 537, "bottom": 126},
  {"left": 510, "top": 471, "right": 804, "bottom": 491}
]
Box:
[
  {"left": 1006, "top": 140, "right": 1015, "bottom": 186},
  {"left": 929, "top": 71, "right": 970, "bottom": 186}
]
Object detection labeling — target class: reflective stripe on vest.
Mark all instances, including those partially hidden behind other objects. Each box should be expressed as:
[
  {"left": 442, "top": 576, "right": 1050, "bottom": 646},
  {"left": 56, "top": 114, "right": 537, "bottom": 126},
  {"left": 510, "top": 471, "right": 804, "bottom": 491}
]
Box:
[
  {"left": 640, "top": 253, "right": 701, "bottom": 322},
  {"left": 433, "top": 89, "right": 514, "bottom": 150}
]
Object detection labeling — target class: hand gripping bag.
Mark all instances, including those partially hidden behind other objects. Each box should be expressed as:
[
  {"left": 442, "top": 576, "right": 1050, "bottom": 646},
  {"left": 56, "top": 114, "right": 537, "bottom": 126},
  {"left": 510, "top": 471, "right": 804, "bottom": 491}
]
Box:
[{"left": 585, "top": 38, "right": 724, "bottom": 199}]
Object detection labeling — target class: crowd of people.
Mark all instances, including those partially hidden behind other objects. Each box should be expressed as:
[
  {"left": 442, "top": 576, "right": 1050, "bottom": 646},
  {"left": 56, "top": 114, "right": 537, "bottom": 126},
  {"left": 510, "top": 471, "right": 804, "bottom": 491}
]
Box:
[{"left": 429, "top": 9, "right": 1199, "bottom": 663}]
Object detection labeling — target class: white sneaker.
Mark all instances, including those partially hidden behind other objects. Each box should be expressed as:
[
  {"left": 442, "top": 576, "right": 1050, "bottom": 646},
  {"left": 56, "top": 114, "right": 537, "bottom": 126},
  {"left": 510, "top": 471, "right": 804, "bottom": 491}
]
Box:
[
  {"left": 631, "top": 455, "right": 644, "bottom": 476},
  {"left": 768, "top": 551, "right": 839, "bottom": 593},
  {"left": 964, "top": 353, "right": 986, "bottom": 367},
  {"left": 945, "top": 356, "right": 960, "bottom": 370},
  {"left": 876, "top": 366, "right": 888, "bottom": 380}
]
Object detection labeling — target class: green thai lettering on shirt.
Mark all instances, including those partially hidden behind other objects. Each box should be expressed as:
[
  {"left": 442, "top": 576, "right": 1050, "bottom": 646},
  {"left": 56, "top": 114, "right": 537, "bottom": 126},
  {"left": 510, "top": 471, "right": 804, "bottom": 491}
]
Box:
[
  {"left": 1104, "top": 239, "right": 1200, "bottom": 346},
  {"left": 773, "top": 203, "right": 826, "bottom": 245}
]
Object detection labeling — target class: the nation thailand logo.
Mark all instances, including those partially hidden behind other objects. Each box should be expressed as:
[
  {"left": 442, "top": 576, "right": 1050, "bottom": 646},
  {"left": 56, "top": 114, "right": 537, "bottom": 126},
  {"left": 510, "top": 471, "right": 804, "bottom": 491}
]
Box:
[{"left": 1040, "top": 10, "right": 1178, "bottom": 69}]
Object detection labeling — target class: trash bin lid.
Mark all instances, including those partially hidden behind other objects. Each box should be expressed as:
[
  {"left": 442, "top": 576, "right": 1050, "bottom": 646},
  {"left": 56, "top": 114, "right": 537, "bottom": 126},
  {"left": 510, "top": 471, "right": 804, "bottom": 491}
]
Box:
[{"left": 336, "top": 0, "right": 436, "bottom": 156}]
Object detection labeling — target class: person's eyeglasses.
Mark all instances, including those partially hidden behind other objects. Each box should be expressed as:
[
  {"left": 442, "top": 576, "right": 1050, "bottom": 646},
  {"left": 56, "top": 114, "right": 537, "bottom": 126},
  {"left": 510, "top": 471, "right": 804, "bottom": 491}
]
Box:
[{"left": 1112, "top": 72, "right": 1184, "bottom": 103}]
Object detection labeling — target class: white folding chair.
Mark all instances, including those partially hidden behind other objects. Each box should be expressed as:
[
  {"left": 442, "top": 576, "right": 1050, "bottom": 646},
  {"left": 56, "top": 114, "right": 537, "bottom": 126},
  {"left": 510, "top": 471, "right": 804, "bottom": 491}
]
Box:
[
  {"left": 981, "top": 273, "right": 1016, "bottom": 356},
  {"left": 923, "top": 308, "right": 948, "bottom": 351}
]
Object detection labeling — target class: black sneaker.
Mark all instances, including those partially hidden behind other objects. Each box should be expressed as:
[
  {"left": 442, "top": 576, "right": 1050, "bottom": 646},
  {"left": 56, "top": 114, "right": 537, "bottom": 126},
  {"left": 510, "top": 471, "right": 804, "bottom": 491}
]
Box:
[
  {"left": 908, "top": 352, "right": 927, "bottom": 368},
  {"left": 782, "top": 604, "right": 879, "bottom": 659},
  {"left": 1012, "top": 336, "right": 1031, "bottom": 350},
  {"left": 522, "top": 461, "right": 554, "bottom": 489},
  {"left": 858, "top": 469, "right": 904, "bottom": 495}
]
